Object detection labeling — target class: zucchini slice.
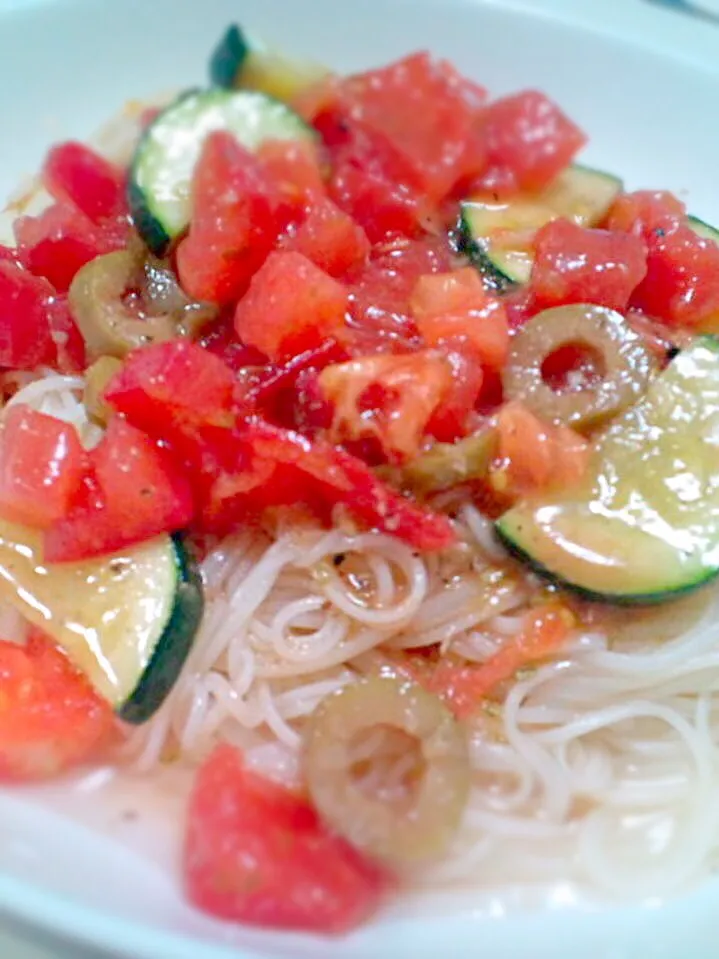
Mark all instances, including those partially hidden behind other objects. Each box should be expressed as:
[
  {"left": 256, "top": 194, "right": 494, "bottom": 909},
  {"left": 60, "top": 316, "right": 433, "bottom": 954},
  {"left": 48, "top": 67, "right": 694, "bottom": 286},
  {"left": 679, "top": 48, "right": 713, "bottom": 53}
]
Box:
[
  {"left": 129, "top": 88, "right": 317, "bottom": 254},
  {"left": 689, "top": 214, "right": 719, "bottom": 246},
  {"left": 0, "top": 523, "right": 203, "bottom": 723},
  {"left": 458, "top": 165, "right": 622, "bottom": 291},
  {"left": 209, "top": 23, "right": 327, "bottom": 102},
  {"left": 496, "top": 336, "right": 719, "bottom": 604}
]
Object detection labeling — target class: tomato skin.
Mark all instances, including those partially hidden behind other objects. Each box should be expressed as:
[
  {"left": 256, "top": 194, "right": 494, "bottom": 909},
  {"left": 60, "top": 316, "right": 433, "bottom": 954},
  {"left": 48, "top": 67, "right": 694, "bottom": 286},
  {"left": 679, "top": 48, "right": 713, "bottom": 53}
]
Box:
[
  {"left": 282, "top": 198, "right": 370, "bottom": 278},
  {"left": 0, "top": 629, "right": 114, "bottom": 783},
  {"left": 43, "top": 142, "right": 127, "bottom": 224},
  {"left": 410, "top": 268, "right": 510, "bottom": 369},
  {"left": 176, "top": 132, "right": 279, "bottom": 306},
  {"left": 0, "top": 405, "right": 89, "bottom": 529},
  {"left": 184, "top": 744, "right": 391, "bottom": 935},
  {"left": 234, "top": 251, "right": 349, "bottom": 360},
  {"left": 14, "top": 202, "right": 126, "bottom": 293},
  {"left": 425, "top": 604, "right": 571, "bottom": 715},
  {"left": 0, "top": 261, "right": 56, "bottom": 369},
  {"left": 245, "top": 421, "right": 457, "bottom": 551},
  {"left": 44, "top": 417, "right": 194, "bottom": 562},
  {"left": 530, "top": 219, "right": 648, "bottom": 313},
  {"left": 478, "top": 90, "right": 586, "bottom": 194}
]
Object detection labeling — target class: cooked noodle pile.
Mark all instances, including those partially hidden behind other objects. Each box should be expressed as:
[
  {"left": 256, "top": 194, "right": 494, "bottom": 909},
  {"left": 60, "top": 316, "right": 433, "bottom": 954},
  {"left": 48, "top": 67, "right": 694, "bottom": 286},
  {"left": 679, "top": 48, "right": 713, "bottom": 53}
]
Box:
[{"left": 7, "top": 207, "right": 719, "bottom": 907}]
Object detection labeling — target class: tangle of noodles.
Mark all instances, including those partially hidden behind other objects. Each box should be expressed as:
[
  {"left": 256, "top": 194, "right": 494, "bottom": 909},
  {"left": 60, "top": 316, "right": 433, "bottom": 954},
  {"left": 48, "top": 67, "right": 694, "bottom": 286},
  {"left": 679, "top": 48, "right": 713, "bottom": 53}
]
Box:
[{"left": 5, "top": 110, "right": 719, "bottom": 911}]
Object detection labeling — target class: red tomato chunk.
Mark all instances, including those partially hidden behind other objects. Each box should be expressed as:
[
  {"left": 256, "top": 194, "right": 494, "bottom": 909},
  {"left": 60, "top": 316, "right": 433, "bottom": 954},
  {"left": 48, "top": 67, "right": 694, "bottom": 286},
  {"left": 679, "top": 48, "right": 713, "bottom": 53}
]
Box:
[
  {"left": 234, "top": 251, "right": 349, "bottom": 360},
  {"left": 476, "top": 90, "right": 586, "bottom": 195},
  {"left": 0, "top": 261, "right": 57, "bottom": 368},
  {"left": 44, "top": 417, "right": 194, "bottom": 563},
  {"left": 0, "top": 630, "right": 114, "bottom": 783},
  {"left": 410, "top": 267, "right": 510, "bottom": 369},
  {"left": 0, "top": 405, "right": 88, "bottom": 529},
  {"left": 530, "top": 219, "right": 648, "bottom": 313},
  {"left": 609, "top": 191, "right": 719, "bottom": 327},
  {"left": 177, "top": 131, "right": 279, "bottom": 305},
  {"left": 184, "top": 744, "right": 392, "bottom": 934},
  {"left": 43, "top": 142, "right": 127, "bottom": 224},
  {"left": 15, "top": 202, "right": 127, "bottom": 293}
]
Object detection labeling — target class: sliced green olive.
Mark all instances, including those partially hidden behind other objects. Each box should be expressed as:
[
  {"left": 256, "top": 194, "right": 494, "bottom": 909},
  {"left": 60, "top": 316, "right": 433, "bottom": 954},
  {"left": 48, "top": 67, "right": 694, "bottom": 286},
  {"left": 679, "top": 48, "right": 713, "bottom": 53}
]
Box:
[
  {"left": 83, "top": 355, "right": 123, "bottom": 425},
  {"left": 402, "top": 428, "right": 497, "bottom": 494},
  {"left": 503, "top": 304, "right": 654, "bottom": 431},
  {"left": 304, "top": 676, "right": 470, "bottom": 865},
  {"left": 69, "top": 251, "right": 178, "bottom": 358}
]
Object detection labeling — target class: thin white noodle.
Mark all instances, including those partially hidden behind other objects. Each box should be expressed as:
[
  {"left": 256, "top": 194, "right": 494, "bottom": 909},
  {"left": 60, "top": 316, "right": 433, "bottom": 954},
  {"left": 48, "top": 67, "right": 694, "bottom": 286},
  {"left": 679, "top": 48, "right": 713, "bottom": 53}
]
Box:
[{"left": 9, "top": 369, "right": 719, "bottom": 911}]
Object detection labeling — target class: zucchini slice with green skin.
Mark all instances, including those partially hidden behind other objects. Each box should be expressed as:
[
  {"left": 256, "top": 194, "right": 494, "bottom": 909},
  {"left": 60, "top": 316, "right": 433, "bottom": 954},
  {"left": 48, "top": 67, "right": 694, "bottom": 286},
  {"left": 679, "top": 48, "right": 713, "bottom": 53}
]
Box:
[
  {"left": 209, "top": 24, "right": 252, "bottom": 89},
  {"left": 457, "top": 165, "right": 622, "bottom": 291},
  {"left": 496, "top": 336, "right": 719, "bottom": 605},
  {"left": 0, "top": 523, "right": 203, "bottom": 723},
  {"left": 129, "top": 88, "right": 317, "bottom": 254},
  {"left": 689, "top": 214, "right": 719, "bottom": 245},
  {"left": 208, "top": 23, "right": 328, "bottom": 103}
]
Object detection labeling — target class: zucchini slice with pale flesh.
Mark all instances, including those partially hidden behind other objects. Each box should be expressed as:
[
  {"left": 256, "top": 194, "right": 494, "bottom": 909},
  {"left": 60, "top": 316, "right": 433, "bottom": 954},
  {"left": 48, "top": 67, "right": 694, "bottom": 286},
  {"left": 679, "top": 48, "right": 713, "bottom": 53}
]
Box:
[
  {"left": 496, "top": 336, "right": 719, "bottom": 604},
  {"left": 689, "top": 215, "right": 719, "bottom": 246},
  {"left": 0, "top": 523, "right": 203, "bottom": 723},
  {"left": 209, "top": 23, "right": 327, "bottom": 102},
  {"left": 129, "top": 88, "right": 317, "bottom": 254},
  {"left": 458, "top": 165, "right": 622, "bottom": 291}
]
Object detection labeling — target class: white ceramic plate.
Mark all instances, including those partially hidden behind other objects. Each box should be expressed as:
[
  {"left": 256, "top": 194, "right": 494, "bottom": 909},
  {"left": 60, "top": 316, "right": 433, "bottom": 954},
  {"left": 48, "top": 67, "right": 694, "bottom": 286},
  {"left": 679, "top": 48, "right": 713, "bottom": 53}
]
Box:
[{"left": 2, "top": 0, "right": 719, "bottom": 956}]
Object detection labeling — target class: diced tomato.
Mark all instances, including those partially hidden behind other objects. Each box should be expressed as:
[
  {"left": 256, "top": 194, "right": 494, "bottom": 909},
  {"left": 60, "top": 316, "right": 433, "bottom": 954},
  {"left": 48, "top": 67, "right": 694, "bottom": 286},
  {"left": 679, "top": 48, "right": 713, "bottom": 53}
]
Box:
[
  {"left": 0, "top": 245, "right": 19, "bottom": 264},
  {"left": 0, "top": 260, "right": 56, "bottom": 369},
  {"left": 0, "top": 629, "right": 114, "bottom": 782},
  {"left": 176, "top": 132, "right": 279, "bottom": 305},
  {"left": 184, "top": 744, "right": 391, "bottom": 934},
  {"left": 477, "top": 91, "right": 586, "bottom": 194},
  {"left": 492, "top": 400, "right": 589, "bottom": 497},
  {"left": 530, "top": 219, "right": 648, "bottom": 313},
  {"left": 234, "top": 251, "right": 349, "bottom": 360},
  {"left": 425, "top": 339, "right": 485, "bottom": 442},
  {"left": 105, "top": 339, "right": 237, "bottom": 433},
  {"left": 282, "top": 198, "right": 370, "bottom": 277},
  {"left": 348, "top": 237, "right": 453, "bottom": 352},
  {"left": 14, "top": 202, "right": 127, "bottom": 292},
  {"left": 410, "top": 268, "right": 510, "bottom": 369},
  {"left": 630, "top": 224, "right": 719, "bottom": 328},
  {"left": 45, "top": 294, "right": 86, "bottom": 373},
  {"left": 319, "top": 350, "right": 453, "bottom": 460},
  {"left": 0, "top": 405, "right": 88, "bottom": 529},
  {"left": 330, "top": 52, "right": 487, "bottom": 202},
  {"left": 256, "top": 138, "right": 326, "bottom": 226},
  {"left": 425, "top": 604, "right": 572, "bottom": 716},
  {"left": 606, "top": 190, "right": 685, "bottom": 242},
  {"left": 44, "top": 417, "right": 194, "bottom": 562},
  {"left": 328, "top": 125, "right": 431, "bottom": 244},
  {"left": 43, "top": 142, "right": 127, "bottom": 224},
  {"left": 605, "top": 190, "right": 719, "bottom": 327}
]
